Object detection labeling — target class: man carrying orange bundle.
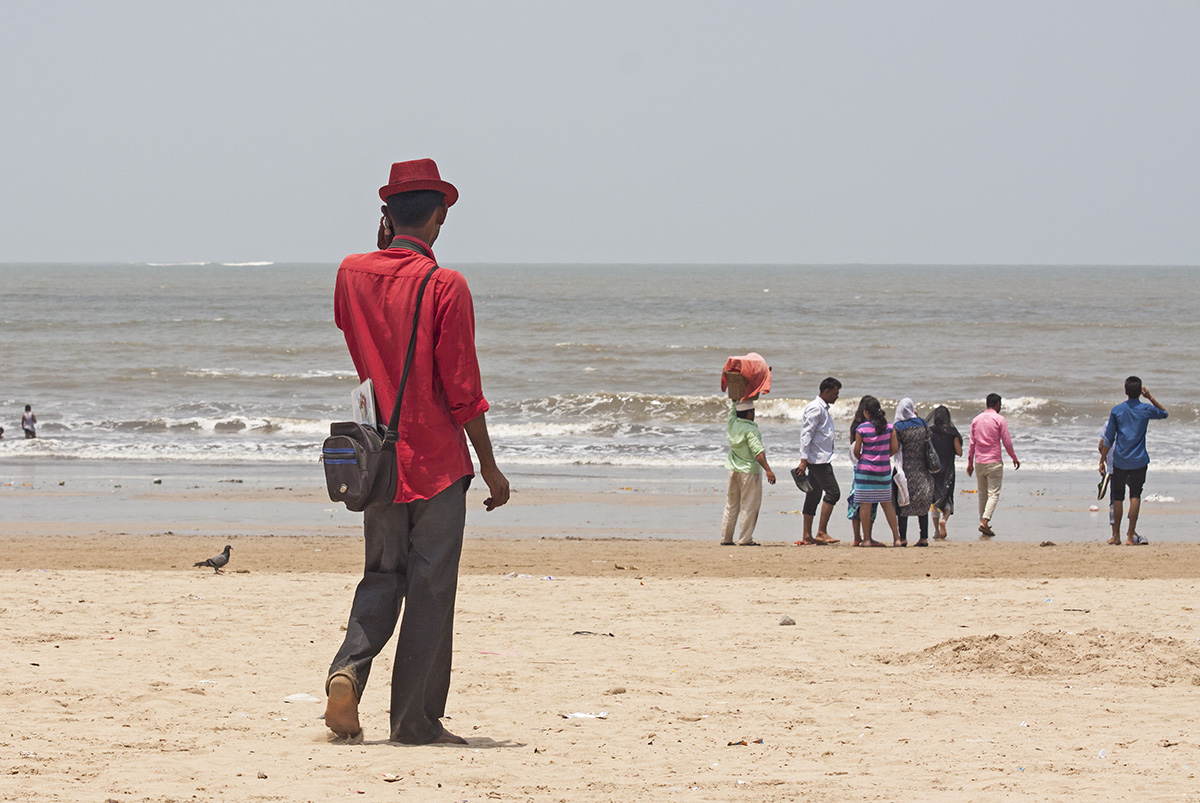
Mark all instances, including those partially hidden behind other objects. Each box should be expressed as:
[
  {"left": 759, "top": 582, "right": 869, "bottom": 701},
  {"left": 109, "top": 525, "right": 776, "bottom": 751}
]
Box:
[{"left": 720, "top": 354, "right": 776, "bottom": 546}]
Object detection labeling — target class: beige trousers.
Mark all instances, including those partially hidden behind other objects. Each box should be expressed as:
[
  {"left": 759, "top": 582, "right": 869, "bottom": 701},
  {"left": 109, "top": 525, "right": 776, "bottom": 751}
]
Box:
[
  {"left": 721, "top": 471, "right": 763, "bottom": 544},
  {"left": 975, "top": 462, "right": 1004, "bottom": 522}
]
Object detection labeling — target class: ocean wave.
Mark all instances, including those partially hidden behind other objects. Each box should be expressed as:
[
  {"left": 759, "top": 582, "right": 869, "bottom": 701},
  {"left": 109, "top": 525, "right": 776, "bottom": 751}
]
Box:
[
  {"left": 495, "top": 391, "right": 1128, "bottom": 428},
  {"left": 49, "top": 416, "right": 331, "bottom": 437},
  {"left": 220, "top": 261, "right": 274, "bottom": 267},
  {"left": 5, "top": 433, "right": 1200, "bottom": 473},
  {"left": 488, "top": 420, "right": 610, "bottom": 438},
  {"left": 503, "top": 392, "right": 727, "bottom": 423},
  {"left": 182, "top": 367, "right": 354, "bottom": 381}
]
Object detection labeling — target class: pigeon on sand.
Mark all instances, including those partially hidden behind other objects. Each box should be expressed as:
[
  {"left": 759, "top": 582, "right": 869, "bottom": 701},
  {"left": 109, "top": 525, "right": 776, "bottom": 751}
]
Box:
[{"left": 194, "top": 545, "right": 232, "bottom": 573}]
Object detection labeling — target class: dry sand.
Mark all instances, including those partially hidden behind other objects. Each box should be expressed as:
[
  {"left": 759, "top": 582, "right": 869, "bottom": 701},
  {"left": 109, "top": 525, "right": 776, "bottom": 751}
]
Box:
[{"left": 3, "top": 531, "right": 1200, "bottom": 802}]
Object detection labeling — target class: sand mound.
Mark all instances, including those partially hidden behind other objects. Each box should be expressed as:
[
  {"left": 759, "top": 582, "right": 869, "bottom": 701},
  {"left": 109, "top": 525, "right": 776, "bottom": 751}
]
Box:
[{"left": 889, "top": 628, "right": 1200, "bottom": 686}]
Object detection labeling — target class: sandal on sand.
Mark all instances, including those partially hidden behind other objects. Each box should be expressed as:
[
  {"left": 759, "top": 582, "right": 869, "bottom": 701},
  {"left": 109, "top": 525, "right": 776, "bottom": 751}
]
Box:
[
  {"left": 978, "top": 524, "right": 996, "bottom": 537},
  {"left": 1131, "top": 534, "right": 1149, "bottom": 545}
]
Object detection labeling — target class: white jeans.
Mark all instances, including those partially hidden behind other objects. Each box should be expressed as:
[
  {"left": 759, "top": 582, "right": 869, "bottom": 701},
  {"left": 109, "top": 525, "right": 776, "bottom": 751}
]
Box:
[
  {"left": 721, "top": 471, "right": 763, "bottom": 544},
  {"left": 975, "top": 462, "right": 1003, "bottom": 522}
]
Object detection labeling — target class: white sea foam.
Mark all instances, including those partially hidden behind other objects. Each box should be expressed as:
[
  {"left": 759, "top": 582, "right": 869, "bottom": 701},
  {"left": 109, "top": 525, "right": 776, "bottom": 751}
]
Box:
[
  {"left": 489, "top": 421, "right": 608, "bottom": 438},
  {"left": 220, "top": 261, "right": 274, "bottom": 267}
]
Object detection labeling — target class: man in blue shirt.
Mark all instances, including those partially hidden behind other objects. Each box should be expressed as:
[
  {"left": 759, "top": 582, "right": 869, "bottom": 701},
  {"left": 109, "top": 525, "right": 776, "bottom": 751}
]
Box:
[{"left": 1100, "top": 376, "right": 1168, "bottom": 545}]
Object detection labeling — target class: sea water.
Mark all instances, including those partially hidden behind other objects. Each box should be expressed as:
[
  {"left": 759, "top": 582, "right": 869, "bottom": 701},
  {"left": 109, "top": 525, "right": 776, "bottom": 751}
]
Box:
[{"left": 0, "top": 262, "right": 1196, "bottom": 473}]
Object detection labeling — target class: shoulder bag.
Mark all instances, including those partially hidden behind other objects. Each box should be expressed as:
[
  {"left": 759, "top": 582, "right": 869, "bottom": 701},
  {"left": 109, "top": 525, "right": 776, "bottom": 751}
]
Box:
[
  {"left": 322, "top": 264, "right": 439, "bottom": 511},
  {"left": 921, "top": 420, "right": 942, "bottom": 475}
]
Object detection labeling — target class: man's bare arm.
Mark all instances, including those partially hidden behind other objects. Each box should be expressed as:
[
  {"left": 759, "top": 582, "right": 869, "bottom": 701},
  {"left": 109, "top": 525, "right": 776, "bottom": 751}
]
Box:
[{"left": 463, "top": 413, "right": 510, "bottom": 511}]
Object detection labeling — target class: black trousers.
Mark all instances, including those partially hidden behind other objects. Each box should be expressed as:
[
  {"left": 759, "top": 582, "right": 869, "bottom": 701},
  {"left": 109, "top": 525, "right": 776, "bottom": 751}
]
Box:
[
  {"left": 327, "top": 477, "right": 466, "bottom": 744},
  {"left": 897, "top": 513, "right": 929, "bottom": 541},
  {"left": 802, "top": 462, "right": 842, "bottom": 516}
]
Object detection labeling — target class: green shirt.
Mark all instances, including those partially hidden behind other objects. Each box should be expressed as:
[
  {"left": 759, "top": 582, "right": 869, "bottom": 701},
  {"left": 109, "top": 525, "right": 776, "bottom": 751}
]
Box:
[{"left": 725, "top": 404, "right": 764, "bottom": 474}]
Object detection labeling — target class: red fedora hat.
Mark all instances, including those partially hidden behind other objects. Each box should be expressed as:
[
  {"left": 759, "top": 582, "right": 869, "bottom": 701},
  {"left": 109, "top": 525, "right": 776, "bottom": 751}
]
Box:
[{"left": 378, "top": 158, "right": 459, "bottom": 206}]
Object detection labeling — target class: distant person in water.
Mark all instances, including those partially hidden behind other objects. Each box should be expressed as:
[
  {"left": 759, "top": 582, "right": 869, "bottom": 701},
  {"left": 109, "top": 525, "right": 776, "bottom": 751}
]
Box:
[
  {"left": 21, "top": 405, "right": 36, "bottom": 439},
  {"left": 966, "top": 394, "right": 1019, "bottom": 538},
  {"left": 1100, "top": 376, "right": 1168, "bottom": 546},
  {"left": 721, "top": 400, "right": 776, "bottom": 546}
]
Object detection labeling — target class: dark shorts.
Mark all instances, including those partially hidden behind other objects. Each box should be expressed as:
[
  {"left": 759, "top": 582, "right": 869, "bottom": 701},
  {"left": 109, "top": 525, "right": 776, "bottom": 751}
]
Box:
[
  {"left": 1110, "top": 465, "right": 1148, "bottom": 503},
  {"left": 802, "top": 462, "right": 842, "bottom": 516}
]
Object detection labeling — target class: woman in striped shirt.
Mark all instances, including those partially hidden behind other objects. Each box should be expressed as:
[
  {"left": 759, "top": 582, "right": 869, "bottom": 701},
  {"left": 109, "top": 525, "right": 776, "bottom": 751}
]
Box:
[{"left": 852, "top": 396, "right": 902, "bottom": 547}]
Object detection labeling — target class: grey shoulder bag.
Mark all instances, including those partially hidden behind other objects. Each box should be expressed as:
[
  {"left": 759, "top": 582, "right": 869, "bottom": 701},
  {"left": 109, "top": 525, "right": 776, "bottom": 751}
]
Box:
[{"left": 322, "top": 264, "right": 439, "bottom": 510}]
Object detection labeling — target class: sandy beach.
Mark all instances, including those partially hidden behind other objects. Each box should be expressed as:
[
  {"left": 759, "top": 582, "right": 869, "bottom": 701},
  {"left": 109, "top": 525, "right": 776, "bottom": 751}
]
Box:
[{"left": 4, "top": 470, "right": 1200, "bottom": 802}]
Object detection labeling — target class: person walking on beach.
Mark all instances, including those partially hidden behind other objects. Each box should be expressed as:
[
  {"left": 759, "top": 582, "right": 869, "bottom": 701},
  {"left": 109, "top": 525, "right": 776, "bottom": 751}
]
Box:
[
  {"left": 794, "top": 377, "right": 842, "bottom": 545},
  {"left": 324, "top": 159, "right": 510, "bottom": 746},
  {"left": 721, "top": 400, "right": 776, "bottom": 546},
  {"left": 21, "top": 405, "right": 36, "bottom": 439},
  {"left": 893, "top": 398, "right": 935, "bottom": 547},
  {"left": 1099, "top": 376, "right": 1168, "bottom": 545},
  {"left": 851, "top": 396, "right": 901, "bottom": 547},
  {"left": 966, "top": 393, "right": 1019, "bottom": 538},
  {"left": 928, "top": 406, "right": 962, "bottom": 540}
]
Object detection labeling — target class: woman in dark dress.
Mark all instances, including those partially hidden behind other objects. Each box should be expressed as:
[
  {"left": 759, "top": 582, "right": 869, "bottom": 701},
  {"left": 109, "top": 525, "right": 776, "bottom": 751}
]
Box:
[
  {"left": 893, "top": 398, "right": 934, "bottom": 546},
  {"left": 928, "top": 405, "right": 963, "bottom": 540}
]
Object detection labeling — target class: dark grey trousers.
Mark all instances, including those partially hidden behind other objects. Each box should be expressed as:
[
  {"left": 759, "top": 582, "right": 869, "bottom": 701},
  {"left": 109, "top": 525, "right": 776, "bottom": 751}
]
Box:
[{"left": 327, "top": 477, "right": 466, "bottom": 744}]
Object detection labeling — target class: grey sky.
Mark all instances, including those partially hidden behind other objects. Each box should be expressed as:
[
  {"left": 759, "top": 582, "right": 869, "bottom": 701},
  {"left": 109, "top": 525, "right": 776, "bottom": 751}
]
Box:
[{"left": 2, "top": 1, "right": 1197, "bottom": 265}]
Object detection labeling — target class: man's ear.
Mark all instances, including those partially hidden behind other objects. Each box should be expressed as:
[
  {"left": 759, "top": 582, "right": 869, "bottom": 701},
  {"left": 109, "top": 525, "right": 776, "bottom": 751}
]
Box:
[{"left": 381, "top": 204, "right": 392, "bottom": 226}]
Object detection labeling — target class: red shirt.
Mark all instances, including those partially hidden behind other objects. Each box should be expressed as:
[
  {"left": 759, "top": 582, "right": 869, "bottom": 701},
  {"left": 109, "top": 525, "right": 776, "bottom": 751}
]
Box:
[{"left": 334, "top": 236, "right": 489, "bottom": 503}]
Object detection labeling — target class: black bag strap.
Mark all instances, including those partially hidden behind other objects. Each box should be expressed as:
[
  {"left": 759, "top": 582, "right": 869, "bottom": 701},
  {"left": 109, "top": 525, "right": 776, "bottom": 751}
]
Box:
[{"left": 383, "top": 263, "right": 440, "bottom": 444}]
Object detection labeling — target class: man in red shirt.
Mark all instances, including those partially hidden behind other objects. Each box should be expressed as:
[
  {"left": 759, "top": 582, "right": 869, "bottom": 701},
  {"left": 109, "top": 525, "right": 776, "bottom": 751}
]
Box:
[{"left": 324, "top": 159, "right": 509, "bottom": 745}]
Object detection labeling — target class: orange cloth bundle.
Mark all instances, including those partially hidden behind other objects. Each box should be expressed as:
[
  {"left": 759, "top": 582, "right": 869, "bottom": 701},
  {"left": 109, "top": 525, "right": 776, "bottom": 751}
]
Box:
[{"left": 721, "top": 353, "right": 771, "bottom": 401}]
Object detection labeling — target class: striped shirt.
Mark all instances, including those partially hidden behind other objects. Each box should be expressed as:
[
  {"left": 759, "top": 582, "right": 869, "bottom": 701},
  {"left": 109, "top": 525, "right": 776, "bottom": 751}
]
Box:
[{"left": 856, "top": 421, "right": 893, "bottom": 476}]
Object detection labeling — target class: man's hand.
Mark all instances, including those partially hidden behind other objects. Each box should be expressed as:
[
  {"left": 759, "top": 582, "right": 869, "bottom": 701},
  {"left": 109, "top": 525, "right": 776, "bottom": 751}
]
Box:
[
  {"left": 966, "top": 463, "right": 974, "bottom": 477},
  {"left": 1098, "top": 459, "right": 1107, "bottom": 476},
  {"left": 479, "top": 464, "right": 510, "bottom": 511},
  {"left": 377, "top": 214, "right": 393, "bottom": 250},
  {"left": 463, "top": 414, "right": 508, "bottom": 511},
  {"left": 765, "top": 469, "right": 776, "bottom": 485},
  {"left": 1141, "top": 386, "right": 1167, "bottom": 411},
  {"left": 1013, "top": 459, "right": 1020, "bottom": 470},
  {"left": 795, "top": 459, "right": 808, "bottom": 475}
]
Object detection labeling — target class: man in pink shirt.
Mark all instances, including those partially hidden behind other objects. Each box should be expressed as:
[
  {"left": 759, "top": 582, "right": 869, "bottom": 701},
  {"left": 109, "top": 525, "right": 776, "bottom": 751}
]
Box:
[
  {"left": 966, "top": 393, "right": 1020, "bottom": 538},
  {"left": 324, "top": 159, "right": 510, "bottom": 746}
]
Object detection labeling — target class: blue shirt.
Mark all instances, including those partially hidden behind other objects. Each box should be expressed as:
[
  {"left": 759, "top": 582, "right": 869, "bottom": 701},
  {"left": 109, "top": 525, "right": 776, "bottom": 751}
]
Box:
[{"left": 1103, "top": 399, "right": 1168, "bottom": 470}]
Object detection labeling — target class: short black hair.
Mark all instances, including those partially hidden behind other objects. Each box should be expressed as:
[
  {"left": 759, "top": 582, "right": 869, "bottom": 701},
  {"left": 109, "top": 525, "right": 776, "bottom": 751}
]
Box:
[
  {"left": 819, "top": 377, "right": 842, "bottom": 393},
  {"left": 24, "top": 404, "right": 31, "bottom": 412},
  {"left": 385, "top": 190, "right": 445, "bottom": 227},
  {"left": 986, "top": 393, "right": 1001, "bottom": 410},
  {"left": 1125, "top": 375, "right": 1142, "bottom": 399}
]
